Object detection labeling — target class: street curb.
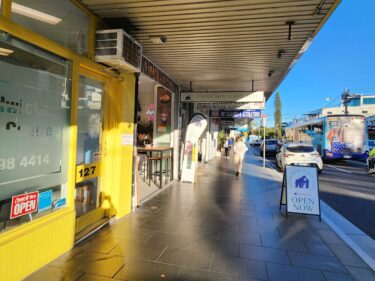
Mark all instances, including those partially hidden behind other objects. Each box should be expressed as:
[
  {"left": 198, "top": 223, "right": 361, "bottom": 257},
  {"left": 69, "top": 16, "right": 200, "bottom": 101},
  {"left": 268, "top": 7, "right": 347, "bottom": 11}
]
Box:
[
  {"left": 250, "top": 147, "right": 375, "bottom": 271},
  {"left": 320, "top": 200, "right": 375, "bottom": 271}
]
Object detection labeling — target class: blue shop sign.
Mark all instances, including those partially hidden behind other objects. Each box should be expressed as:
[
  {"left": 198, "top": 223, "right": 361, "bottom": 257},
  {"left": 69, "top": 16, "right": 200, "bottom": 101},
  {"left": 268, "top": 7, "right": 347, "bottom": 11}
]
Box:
[
  {"left": 217, "top": 109, "right": 261, "bottom": 118},
  {"left": 38, "top": 190, "right": 52, "bottom": 212}
]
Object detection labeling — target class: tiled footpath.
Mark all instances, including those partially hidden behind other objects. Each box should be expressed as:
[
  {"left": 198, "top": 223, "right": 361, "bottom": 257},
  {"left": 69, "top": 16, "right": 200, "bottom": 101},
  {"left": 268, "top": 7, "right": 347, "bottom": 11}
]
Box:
[{"left": 25, "top": 150, "right": 375, "bottom": 281}]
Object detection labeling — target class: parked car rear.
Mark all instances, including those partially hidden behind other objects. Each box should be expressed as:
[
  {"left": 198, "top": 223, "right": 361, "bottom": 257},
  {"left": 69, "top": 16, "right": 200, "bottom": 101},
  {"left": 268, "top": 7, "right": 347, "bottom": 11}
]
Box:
[
  {"left": 276, "top": 142, "right": 323, "bottom": 173},
  {"left": 260, "top": 140, "right": 278, "bottom": 155}
]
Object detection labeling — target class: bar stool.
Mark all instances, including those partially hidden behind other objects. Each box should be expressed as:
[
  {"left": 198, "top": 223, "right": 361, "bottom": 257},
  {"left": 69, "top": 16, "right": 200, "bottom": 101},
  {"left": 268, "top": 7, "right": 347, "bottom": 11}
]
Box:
[
  {"left": 162, "top": 154, "right": 173, "bottom": 183},
  {"left": 138, "top": 154, "right": 148, "bottom": 182},
  {"left": 147, "top": 156, "right": 161, "bottom": 186}
]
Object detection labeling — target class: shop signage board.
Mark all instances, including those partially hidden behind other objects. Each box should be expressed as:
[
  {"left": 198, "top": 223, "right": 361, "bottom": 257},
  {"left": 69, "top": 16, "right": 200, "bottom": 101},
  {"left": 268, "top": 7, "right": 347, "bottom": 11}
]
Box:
[
  {"left": 38, "top": 190, "right": 53, "bottom": 212},
  {"left": 197, "top": 102, "right": 265, "bottom": 110},
  {"left": 181, "top": 114, "right": 208, "bottom": 183},
  {"left": 280, "top": 165, "right": 321, "bottom": 219},
  {"left": 76, "top": 162, "right": 101, "bottom": 183},
  {"left": 142, "top": 56, "right": 179, "bottom": 94},
  {"left": 210, "top": 110, "right": 261, "bottom": 118},
  {"left": 10, "top": 191, "right": 39, "bottom": 219},
  {"left": 181, "top": 91, "right": 264, "bottom": 103}
]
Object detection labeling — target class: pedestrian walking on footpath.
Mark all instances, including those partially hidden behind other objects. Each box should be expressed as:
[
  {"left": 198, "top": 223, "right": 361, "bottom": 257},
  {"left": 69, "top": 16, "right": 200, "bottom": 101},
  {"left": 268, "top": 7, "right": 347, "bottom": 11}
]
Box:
[
  {"left": 223, "top": 136, "right": 231, "bottom": 158},
  {"left": 233, "top": 135, "right": 248, "bottom": 176}
]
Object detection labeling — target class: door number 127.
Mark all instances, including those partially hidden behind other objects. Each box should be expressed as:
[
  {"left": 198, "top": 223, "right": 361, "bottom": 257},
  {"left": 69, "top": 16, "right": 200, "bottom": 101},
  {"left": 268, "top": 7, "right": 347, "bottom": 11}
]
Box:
[{"left": 78, "top": 165, "right": 96, "bottom": 177}]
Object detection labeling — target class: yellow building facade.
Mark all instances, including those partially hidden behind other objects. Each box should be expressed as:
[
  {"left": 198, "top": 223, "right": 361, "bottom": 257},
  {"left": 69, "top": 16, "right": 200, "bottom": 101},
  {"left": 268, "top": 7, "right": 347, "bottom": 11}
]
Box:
[{"left": 0, "top": 1, "right": 136, "bottom": 280}]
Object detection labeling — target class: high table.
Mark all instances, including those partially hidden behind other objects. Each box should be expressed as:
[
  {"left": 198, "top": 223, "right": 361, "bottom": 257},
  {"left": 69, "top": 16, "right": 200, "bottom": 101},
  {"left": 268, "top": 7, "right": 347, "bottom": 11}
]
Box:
[{"left": 137, "top": 146, "right": 174, "bottom": 189}]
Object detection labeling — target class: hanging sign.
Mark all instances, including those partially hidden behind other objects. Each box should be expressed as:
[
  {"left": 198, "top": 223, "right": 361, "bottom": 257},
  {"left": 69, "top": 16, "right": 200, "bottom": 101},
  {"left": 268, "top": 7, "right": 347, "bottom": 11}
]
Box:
[
  {"left": 197, "top": 102, "right": 265, "bottom": 110},
  {"left": 280, "top": 165, "right": 321, "bottom": 219},
  {"left": 10, "top": 191, "right": 39, "bottom": 219},
  {"left": 181, "top": 114, "right": 208, "bottom": 183},
  {"left": 210, "top": 110, "right": 261, "bottom": 118},
  {"left": 181, "top": 91, "right": 264, "bottom": 103}
]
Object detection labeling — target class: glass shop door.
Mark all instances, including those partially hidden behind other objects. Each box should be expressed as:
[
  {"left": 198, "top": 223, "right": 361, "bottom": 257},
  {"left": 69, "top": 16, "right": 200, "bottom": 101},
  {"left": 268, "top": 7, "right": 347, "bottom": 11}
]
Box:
[{"left": 74, "top": 69, "right": 109, "bottom": 235}]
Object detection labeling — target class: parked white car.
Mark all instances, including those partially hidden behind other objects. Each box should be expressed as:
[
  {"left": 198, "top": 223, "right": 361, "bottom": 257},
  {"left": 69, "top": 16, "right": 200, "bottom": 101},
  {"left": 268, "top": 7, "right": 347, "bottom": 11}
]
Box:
[{"left": 276, "top": 142, "right": 323, "bottom": 173}]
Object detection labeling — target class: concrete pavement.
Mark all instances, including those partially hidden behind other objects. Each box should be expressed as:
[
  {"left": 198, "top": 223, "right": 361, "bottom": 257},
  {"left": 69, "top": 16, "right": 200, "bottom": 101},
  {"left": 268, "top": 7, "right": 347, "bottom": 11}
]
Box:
[{"left": 25, "top": 151, "right": 375, "bottom": 281}]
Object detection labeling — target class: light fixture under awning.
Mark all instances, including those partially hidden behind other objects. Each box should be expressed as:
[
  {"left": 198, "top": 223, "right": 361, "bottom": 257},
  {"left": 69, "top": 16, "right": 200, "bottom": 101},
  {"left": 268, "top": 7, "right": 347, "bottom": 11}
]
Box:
[
  {"left": 10, "top": 1, "right": 62, "bottom": 25},
  {"left": 0, "top": 47, "right": 14, "bottom": 56}
]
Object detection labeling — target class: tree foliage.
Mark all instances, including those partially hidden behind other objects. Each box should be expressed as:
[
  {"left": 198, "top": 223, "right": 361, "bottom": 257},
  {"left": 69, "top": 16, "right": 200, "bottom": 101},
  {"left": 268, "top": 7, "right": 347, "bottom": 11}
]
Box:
[
  {"left": 274, "top": 92, "right": 282, "bottom": 139},
  {"left": 254, "top": 126, "right": 277, "bottom": 139},
  {"left": 217, "top": 130, "right": 227, "bottom": 150}
]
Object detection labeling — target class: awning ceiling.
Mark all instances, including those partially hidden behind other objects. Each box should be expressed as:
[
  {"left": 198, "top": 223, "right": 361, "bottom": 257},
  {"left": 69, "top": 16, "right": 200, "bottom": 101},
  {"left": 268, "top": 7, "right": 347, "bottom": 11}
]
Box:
[{"left": 82, "top": 0, "right": 340, "bottom": 99}]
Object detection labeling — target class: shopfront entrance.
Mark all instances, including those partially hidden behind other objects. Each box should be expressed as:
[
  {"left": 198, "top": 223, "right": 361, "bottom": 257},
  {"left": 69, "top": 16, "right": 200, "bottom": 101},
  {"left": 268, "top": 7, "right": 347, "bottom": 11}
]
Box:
[{"left": 74, "top": 67, "right": 110, "bottom": 236}]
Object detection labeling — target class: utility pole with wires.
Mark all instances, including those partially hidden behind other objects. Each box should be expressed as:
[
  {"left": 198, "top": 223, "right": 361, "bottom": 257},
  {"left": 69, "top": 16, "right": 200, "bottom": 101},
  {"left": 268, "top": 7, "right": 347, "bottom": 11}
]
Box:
[{"left": 341, "top": 89, "right": 361, "bottom": 115}]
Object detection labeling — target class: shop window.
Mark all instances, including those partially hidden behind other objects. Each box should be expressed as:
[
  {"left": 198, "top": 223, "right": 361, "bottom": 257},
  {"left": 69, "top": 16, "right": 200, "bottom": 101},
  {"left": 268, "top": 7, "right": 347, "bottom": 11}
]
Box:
[
  {"left": 11, "top": 0, "right": 89, "bottom": 56},
  {"left": 0, "top": 32, "right": 71, "bottom": 231}
]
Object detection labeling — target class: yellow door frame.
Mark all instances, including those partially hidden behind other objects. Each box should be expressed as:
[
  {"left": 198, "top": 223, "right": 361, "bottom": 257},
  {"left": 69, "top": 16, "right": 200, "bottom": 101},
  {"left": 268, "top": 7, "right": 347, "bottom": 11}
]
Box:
[{"left": 74, "top": 65, "right": 116, "bottom": 234}]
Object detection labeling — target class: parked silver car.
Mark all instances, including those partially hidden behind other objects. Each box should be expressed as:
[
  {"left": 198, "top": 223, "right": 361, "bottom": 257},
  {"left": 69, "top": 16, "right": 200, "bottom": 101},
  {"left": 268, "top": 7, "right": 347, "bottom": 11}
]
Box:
[{"left": 260, "top": 140, "right": 278, "bottom": 156}]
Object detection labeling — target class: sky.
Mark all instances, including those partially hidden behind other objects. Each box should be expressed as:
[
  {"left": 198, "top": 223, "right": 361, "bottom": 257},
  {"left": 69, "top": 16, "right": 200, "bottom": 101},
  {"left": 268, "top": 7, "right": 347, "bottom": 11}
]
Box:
[{"left": 264, "top": 0, "right": 375, "bottom": 127}]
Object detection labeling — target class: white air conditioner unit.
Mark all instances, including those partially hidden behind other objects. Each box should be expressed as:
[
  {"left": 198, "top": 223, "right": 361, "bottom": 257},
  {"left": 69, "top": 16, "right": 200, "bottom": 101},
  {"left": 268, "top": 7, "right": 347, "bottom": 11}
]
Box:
[{"left": 95, "top": 29, "right": 142, "bottom": 72}]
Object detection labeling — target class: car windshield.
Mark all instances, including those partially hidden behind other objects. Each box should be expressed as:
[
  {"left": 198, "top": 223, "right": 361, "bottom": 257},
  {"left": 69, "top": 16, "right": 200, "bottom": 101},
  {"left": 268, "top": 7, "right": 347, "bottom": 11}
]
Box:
[
  {"left": 266, "top": 141, "right": 278, "bottom": 144},
  {"left": 287, "top": 145, "right": 315, "bottom": 153}
]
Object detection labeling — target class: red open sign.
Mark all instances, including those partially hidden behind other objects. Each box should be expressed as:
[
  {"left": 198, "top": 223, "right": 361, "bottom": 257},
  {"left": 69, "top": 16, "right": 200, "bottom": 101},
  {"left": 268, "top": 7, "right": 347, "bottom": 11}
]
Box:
[{"left": 10, "top": 192, "right": 39, "bottom": 219}]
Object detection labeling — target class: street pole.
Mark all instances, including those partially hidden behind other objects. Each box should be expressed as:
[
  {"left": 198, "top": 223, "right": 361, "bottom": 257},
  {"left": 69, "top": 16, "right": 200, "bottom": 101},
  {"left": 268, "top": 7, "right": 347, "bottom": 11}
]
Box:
[
  {"left": 342, "top": 89, "right": 349, "bottom": 115},
  {"left": 263, "top": 117, "right": 266, "bottom": 168}
]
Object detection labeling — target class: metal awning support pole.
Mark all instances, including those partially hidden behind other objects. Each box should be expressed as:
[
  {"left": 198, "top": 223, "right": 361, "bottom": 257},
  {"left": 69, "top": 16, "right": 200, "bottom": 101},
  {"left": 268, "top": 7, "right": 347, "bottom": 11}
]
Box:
[{"left": 263, "top": 117, "right": 266, "bottom": 168}]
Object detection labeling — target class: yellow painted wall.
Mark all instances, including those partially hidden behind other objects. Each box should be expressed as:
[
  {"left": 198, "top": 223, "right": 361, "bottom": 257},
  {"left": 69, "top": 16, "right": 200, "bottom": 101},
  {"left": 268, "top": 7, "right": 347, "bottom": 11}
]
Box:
[
  {"left": 0, "top": 69, "right": 136, "bottom": 281},
  {"left": 0, "top": 10, "right": 136, "bottom": 281},
  {"left": 0, "top": 2, "right": 136, "bottom": 279},
  {"left": 0, "top": 209, "right": 75, "bottom": 281},
  {"left": 112, "top": 73, "right": 136, "bottom": 218}
]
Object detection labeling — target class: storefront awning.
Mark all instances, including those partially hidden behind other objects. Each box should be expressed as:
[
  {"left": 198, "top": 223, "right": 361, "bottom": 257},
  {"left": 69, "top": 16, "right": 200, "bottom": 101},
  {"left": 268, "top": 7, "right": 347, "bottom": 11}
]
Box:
[{"left": 83, "top": 0, "right": 341, "bottom": 99}]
